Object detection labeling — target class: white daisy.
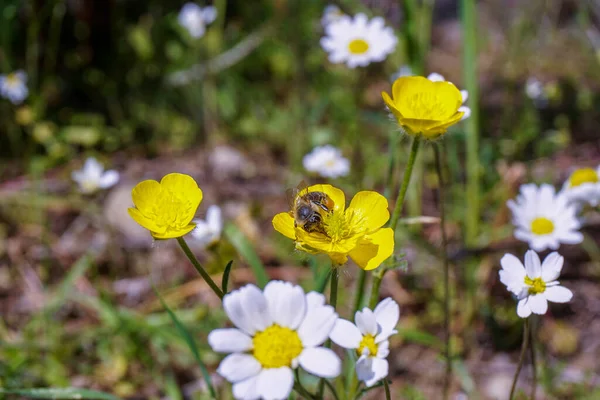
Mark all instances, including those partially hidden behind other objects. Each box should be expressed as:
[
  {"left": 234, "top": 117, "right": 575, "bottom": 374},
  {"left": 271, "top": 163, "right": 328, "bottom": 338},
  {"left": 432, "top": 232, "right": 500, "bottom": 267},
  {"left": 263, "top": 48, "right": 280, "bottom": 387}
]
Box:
[
  {"left": 72, "top": 157, "right": 120, "bottom": 194},
  {"left": 427, "top": 72, "right": 470, "bottom": 120},
  {"left": 177, "top": 3, "right": 217, "bottom": 39},
  {"left": 499, "top": 250, "right": 573, "bottom": 318},
  {"left": 329, "top": 298, "right": 399, "bottom": 387},
  {"left": 321, "top": 4, "right": 346, "bottom": 27},
  {"left": 525, "top": 77, "right": 544, "bottom": 100},
  {"left": 208, "top": 281, "right": 341, "bottom": 400},
  {"left": 191, "top": 205, "right": 223, "bottom": 247},
  {"left": 302, "top": 145, "right": 350, "bottom": 178},
  {"left": 0, "top": 70, "right": 28, "bottom": 105},
  {"left": 507, "top": 183, "right": 583, "bottom": 252},
  {"left": 561, "top": 166, "right": 600, "bottom": 207},
  {"left": 320, "top": 13, "right": 397, "bottom": 68}
]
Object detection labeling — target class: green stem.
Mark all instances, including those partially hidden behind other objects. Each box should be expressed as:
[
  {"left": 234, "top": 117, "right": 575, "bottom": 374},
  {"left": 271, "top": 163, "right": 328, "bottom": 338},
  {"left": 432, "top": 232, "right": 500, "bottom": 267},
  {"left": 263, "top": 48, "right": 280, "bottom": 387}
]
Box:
[
  {"left": 323, "top": 378, "right": 340, "bottom": 400},
  {"left": 460, "top": 0, "right": 480, "bottom": 246},
  {"left": 509, "top": 319, "right": 530, "bottom": 400},
  {"left": 530, "top": 319, "right": 537, "bottom": 400},
  {"left": 368, "top": 135, "right": 422, "bottom": 309},
  {"left": 176, "top": 237, "right": 224, "bottom": 299},
  {"left": 434, "top": 144, "right": 452, "bottom": 400},
  {"left": 294, "top": 369, "right": 316, "bottom": 400},
  {"left": 384, "top": 379, "right": 391, "bottom": 400},
  {"left": 318, "top": 267, "right": 339, "bottom": 398},
  {"left": 353, "top": 269, "right": 366, "bottom": 312}
]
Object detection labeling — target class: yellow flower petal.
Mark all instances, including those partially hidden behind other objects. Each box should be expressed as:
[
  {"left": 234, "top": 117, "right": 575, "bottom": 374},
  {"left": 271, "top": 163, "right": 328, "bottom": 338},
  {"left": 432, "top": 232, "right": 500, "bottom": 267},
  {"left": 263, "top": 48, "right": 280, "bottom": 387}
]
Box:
[
  {"left": 161, "top": 173, "right": 203, "bottom": 209},
  {"left": 131, "top": 180, "right": 163, "bottom": 211},
  {"left": 347, "top": 191, "right": 390, "bottom": 232},
  {"left": 273, "top": 212, "right": 296, "bottom": 240},
  {"left": 152, "top": 223, "right": 197, "bottom": 239},
  {"left": 128, "top": 207, "right": 162, "bottom": 233},
  {"left": 349, "top": 228, "right": 394, "bottom": 270},
  {"left": 306, "top": 184, "right": 346, "bottom": 212}
]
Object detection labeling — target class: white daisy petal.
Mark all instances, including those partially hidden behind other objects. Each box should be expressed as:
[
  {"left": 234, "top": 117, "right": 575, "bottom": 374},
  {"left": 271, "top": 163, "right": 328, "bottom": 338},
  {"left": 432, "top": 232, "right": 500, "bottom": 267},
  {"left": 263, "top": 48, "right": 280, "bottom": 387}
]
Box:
[
  {"left": 373, "top": 298, "right": 399, "bottom": 341},
  {"left": 376, "top": 340, "right": 390, "bottom": 358},
  {"left": 525, "top": 250, "right": 542, "bottom": 278},
  {"left": 363, "top": 358, "right": 389, "bottom": 387},
  {"left": 264, "top": 281, "right": 306, "bottom": 330},
  {"left": 544, "top": 285, "right": 573, "bottom": 303},
  {"left": 233, "top": 375, "right": 260, "bottom": 400},
  {"left": 298, "top": 347, "right": 341, "bottom": 378},
  {"left": 355, "top": 354, "right": 374, "bottom": 382},
  {"left": 329, "top": 319, "right": 362, "bottom": 349},
  {"left": 223, "top": 286, "right": 259, "bottom": 335},
  {"left": 541, "top": 252, "right": 564, "bottom": 282},
  {"left": 217, "top": 353, "right": 261, "bottom": 383},
  {"left": 99, "top": 170, "right": 120, "bottom": 189},
  {"left": 256, "top": 367, "right": 294, "bottom": 400},
  {"left": 355, "top": 308, "right": 378, "bottom": 336},
  {"left": 208, "top": 328, "right": 253, "bottom": 353},
  {"left": 306, "top": 291, "right": 326, "bottom": 310},
  {"left": 517, "top": 298, "right": 532, "bottom": 318},
  {"left": 298, "top": 305, "right": 337, "bottom": 347},
  {"left": 528, "top": 294, "right": 548, "bottom": 315}
]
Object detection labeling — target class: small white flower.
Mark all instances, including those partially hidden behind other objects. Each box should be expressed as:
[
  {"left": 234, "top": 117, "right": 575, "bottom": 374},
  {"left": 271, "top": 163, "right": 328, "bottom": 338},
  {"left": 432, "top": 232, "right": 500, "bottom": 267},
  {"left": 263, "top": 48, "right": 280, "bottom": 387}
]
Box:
[
  {"left": 191, "top": 205, "right": 223, "bottom": 247},
  {"left": 321, "top": 4, "right": 346, "bottom": 27},
  {"left": 0, "top": 70, "right": 28, "bottom": 104},
  {"left": 507, "top": 183, "right": 583, "bottom": 252},
  {"left": 72, "top": 157, "right": 120, "bottom": 194},
  {"left": 178, "top": 3, "right": 217, "bottom": 39},
  {"left": 427, "top": 72, "right": 470, "bottom": 120},
  {"left": 499, "top": 250, "right": 573, "bottom": 318},
  {"left": 560, "top": 166, "right": 600, "bottom": 207},
  {"left": 320, "top": 13, "right": 397, "bottom": 68},
  {"left": 302, "top": 145, "right": 350, "bottom": 178},
  {"left": 525, "top": 77, "right": 544, "bottom": 100},
  {"left": 390, "top": 65, "right": 413, "bottom": 82},
  {"left": 329, "top": 298, "right": 399, "bottom": 387},
  {"left": 208, "top": 281, "right": 341, "bottom": 400}
]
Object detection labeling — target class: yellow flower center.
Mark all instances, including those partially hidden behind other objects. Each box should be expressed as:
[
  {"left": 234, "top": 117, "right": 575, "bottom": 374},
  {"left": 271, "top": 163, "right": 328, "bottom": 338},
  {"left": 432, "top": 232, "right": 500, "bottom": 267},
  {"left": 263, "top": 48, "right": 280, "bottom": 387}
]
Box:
[
  {"left": 524, "top": 276, "right": 546, "bottom": 295},
  {"left": 348, "top": 39, "right": 369, "bottom": 54},
  {"left": 252, "top": 325, "right": 303, "bottom": 368},
  {"left": 569, "top": 168, "right": 598, "bottom": 187},
  {"left": 146, "top": 192, "right": 196, "bottom": 232},
  {"left": 81, "top": 180, "right": 99, "bottom": 193},
  {"left": 5, "top": 73, "right": 19, "bottom": 86},
  {"left": 357, "top": 334, "right": 378, "bottom": 357},
  {"left": 530, "top": 217, "right": 554, "bottom": 235}
]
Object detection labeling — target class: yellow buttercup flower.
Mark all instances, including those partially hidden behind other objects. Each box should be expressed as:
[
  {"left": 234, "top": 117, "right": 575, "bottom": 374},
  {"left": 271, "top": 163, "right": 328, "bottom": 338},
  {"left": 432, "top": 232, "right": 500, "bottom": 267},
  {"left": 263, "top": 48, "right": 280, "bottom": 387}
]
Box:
[
  {"left": 128, "top": 173, "right": 203, "bottom": 239},
  {"left": 382, "top": 76, "right": 464, "bottom": 139},
  {"left": 272, "top": 184, "right": 394, "bottom": 270}
]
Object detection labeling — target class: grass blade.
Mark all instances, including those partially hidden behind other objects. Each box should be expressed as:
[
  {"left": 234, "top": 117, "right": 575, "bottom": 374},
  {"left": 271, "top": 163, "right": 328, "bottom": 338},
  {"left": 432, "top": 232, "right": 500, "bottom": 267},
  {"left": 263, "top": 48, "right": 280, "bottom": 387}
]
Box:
[
  {"left": 0, "top": 388, "right": 120, "bottom": 400},
  {"left": 153, "top": 288, "right": 217, "bottom": 399},
  {"left": 224, "top": 223, "right": 269, "bottom": 288},
  {"left": 222, "top": 260, "right": 233, "bottom": 293}
]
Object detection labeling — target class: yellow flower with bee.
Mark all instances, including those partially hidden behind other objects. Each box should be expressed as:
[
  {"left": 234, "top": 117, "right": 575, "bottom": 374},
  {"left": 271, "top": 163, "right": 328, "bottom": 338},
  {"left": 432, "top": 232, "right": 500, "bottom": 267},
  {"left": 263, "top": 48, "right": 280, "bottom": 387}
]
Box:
[
  {"left": 128, "top": 173, "right": 202, "bottom": 239},
  {"left": 273, "top": 184, "right": 394, "bottom": 270},
  {"left": 382, "top": 76, "right": 464, "bottom": 139}
]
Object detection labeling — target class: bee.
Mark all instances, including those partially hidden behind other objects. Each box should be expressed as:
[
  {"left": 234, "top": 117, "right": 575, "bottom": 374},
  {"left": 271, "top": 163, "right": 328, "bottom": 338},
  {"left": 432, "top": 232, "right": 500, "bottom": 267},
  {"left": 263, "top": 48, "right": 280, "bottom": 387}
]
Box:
[{"left": 287, "top": 183, "right": 335, "bottom": 234}]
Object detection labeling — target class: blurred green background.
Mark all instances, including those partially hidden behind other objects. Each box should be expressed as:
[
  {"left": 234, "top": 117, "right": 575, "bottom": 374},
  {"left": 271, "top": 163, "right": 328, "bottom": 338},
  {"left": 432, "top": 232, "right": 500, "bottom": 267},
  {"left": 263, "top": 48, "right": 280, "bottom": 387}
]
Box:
[{"left": 1, "top": 0, "right": 600, "bottom": 399}]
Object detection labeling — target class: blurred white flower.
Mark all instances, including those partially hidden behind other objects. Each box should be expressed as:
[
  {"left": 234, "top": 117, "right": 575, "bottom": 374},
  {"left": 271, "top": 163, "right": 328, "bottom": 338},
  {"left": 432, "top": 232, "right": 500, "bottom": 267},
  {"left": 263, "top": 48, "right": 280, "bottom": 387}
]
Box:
[
  {"left": 390, "top": 65, "right": 413, "bottom": 82},
  {"left": 330, "top": 298, "right": 399, "bottom": 387},
  {"left": 321, "top": 4, "right": 346, "bottom": 27},
  {"left": 525, "top": 77, "right": 544, "bottom": 100},
  {"left": 303, "top": 145, "right": 350, "bottom": 178},
  {"left": 178, "top": 3, "right": 217, "bottom": 38},
  {"left": 320, "top": 13, "right": 397, "bottom": 68},
  {"left": 191, "top": 205, "right": 223, "bottom": 247},
  {"left": 72, "top": 157, "right": 120, "bottom": 194},
  {"left": 499, "top": 250, "right": 572, "bottom": 318},
  {"left": 507, "top": 183, "right": 583, "bottom": 252},
  {"left": 208, "top": 281, "right": 340, "bottom": 400},
  {"left": 0, "top": 70, "right": 28, "bottom": 104},
  {"left": 427, "top": 72, "right": 470, "bottom": 120},
  {"left": 561, "top": 166, "right": 600, "bottom": 207}
]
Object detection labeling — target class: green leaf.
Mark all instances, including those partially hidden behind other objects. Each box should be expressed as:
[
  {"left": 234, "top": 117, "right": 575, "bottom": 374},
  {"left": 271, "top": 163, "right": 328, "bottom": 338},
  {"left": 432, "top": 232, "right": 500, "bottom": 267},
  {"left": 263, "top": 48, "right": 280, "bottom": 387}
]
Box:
[
  {"left": 153, "top": 288, "right": 217, "bottom": 399},
  {"left": 222, "top": 260, "right": 233, "bottom": 294},
  {"left": 0, "top": 388, "right": 120, "bottom": 400},
  {"left": 224, "top": 223, "right": 269, "bottom": 288}
]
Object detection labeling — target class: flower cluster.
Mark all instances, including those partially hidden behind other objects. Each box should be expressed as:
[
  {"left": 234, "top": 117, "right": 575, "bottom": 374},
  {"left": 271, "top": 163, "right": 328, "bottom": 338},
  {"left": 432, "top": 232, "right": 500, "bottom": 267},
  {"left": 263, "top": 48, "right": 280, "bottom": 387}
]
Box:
[
  {"left": 209, "top": 281, "right": 399, "bottom": 399},
  {"left": 500, "top": 163, "right": 598, "bottom": 317}
]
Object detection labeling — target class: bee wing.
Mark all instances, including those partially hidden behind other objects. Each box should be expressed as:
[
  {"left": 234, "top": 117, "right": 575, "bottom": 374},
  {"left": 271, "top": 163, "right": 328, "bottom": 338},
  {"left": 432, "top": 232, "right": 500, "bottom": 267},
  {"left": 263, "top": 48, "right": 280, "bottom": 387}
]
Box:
[{"left": 287, "top": 180, "right": 310, "bottom": 209}]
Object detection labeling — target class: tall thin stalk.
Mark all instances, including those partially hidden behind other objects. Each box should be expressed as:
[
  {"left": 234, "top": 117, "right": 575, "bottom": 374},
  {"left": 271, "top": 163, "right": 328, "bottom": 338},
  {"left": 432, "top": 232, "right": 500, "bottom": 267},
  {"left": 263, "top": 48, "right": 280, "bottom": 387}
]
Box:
[
  {"left": 460, "top": 0, "right": 480, "bottom": 246},
  {"left": 369, "top": 136, "right": 421, "bottom": 309},
  {"left": 176, "top": 237, "right": 224, "bottom": 299},
  {"left": 509, "top": 319, "right": 530, "bottom": 400},
  {"left": 434, "top": 144, "right": 452, "bottom": 399},
  {"left": 529, "top": 319, "right": 537, "bottom": 400}
]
